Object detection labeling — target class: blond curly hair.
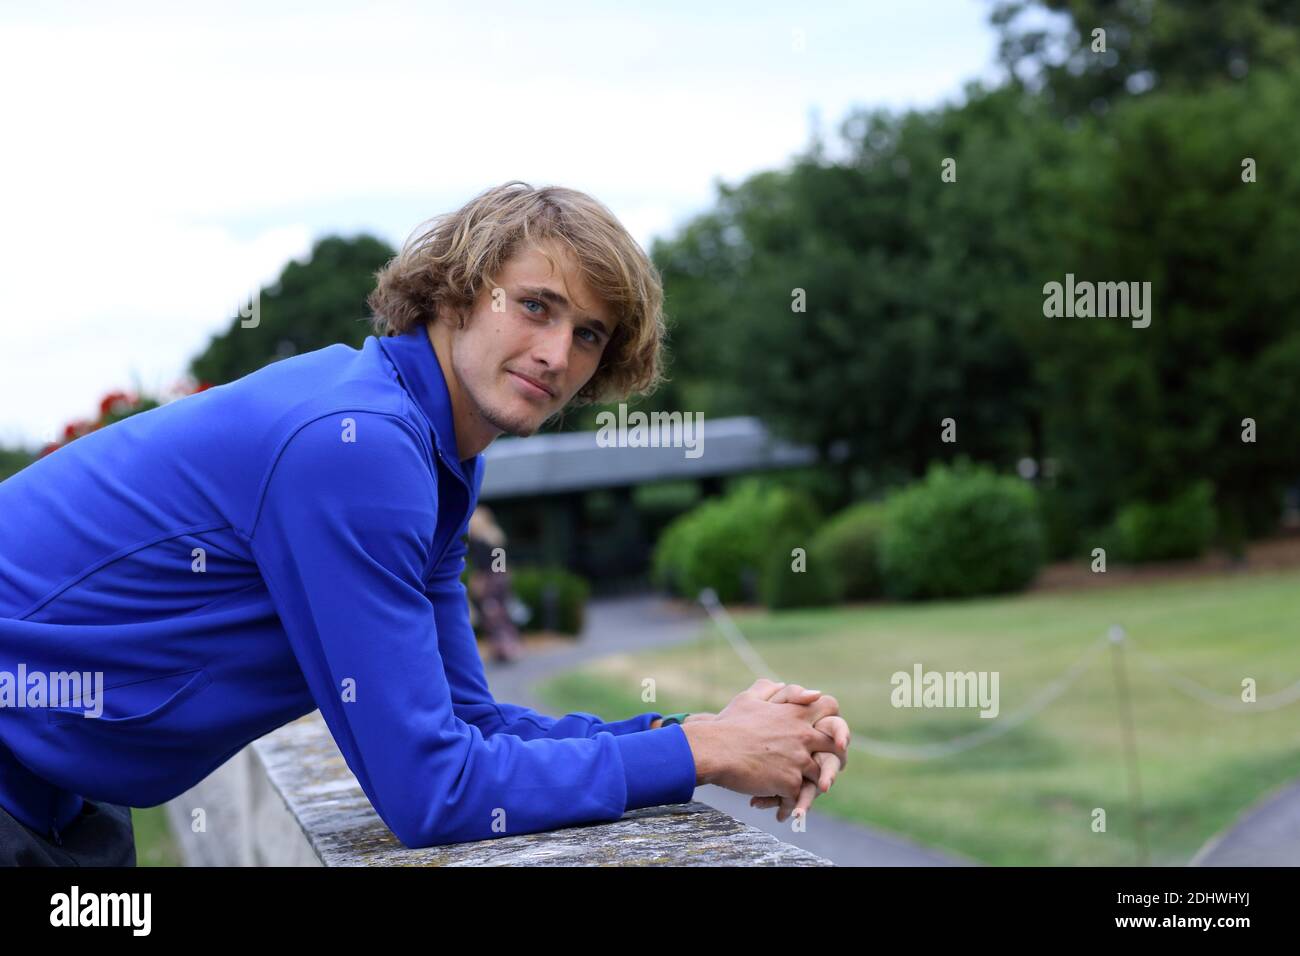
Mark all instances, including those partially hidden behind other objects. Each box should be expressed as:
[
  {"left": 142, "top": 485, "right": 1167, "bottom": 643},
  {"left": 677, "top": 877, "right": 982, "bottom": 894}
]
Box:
[{"left": 367, "top": 181, "right": 667, "bottom": 405}]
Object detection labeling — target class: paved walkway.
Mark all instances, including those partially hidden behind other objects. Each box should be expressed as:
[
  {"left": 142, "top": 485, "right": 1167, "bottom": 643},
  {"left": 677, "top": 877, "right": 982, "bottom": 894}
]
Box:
[
  {"left": 1191, "top": 777, "right": 1300, "bottom": 866},
  {"left": 485, "top": 593, "right": 975, "bottom": 867}
]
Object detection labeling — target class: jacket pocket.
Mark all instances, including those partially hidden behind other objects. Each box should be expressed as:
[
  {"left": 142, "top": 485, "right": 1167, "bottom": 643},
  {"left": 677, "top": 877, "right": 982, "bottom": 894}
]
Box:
[{"left": 47, "top": 668, "right": 212, "bottom": 727}]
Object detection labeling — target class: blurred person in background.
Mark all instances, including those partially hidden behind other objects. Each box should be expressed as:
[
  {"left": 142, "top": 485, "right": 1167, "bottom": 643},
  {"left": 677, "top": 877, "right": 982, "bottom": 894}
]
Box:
[{"left": 466, "top": 506, "right": 525, "bottom": 664}]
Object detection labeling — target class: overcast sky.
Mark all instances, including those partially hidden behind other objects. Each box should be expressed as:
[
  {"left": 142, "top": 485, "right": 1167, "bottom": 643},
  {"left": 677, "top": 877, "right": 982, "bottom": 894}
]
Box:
[{"left": 0, "top": 0, "right": 1005, "bottom": 448}]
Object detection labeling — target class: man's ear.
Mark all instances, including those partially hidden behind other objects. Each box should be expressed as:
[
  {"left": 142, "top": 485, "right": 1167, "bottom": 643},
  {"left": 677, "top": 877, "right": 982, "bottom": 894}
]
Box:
[
  {"left": 436, "top": 302, "right": 467, "bottom": 331},
  {"left": 453, "top": 301, "right": 474, "bottom": 330}
]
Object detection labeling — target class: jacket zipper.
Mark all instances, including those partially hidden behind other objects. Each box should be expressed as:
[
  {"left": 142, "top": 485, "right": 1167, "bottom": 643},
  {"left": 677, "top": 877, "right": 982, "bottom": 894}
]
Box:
[
  {"left": 379, "top": 334, "right": 475, "bottom": 572},
  {"left": 430, "top": 444, "right": 474, "bottom": 572}
]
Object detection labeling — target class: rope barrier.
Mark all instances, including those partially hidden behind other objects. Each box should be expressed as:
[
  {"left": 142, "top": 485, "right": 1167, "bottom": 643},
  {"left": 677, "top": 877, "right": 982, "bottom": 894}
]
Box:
[
  {"left": 696, "top": 589, "right": 1300, "bottom": 761},
  {"left": 1126, "top": 642, "right": 1300, "bottom": 712}
]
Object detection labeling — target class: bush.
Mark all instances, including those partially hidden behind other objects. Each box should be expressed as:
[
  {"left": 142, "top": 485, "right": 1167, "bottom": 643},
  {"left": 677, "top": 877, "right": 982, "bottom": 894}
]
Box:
[
  {"left": 759, "top": 537, "right": 838, "bottom": 609},
  {"left": 650, "top": 513, "right": 695, "bottom": 596},
  {"left": 1105, "top": 481, "right": 1218, "bottom": 563},
  {"left": 1036, "top": 482, "right": 1089, "bottom": 561},
  {"left": 652, "top": 480, "right": 820, "bottom": 604},
  {"left": 0, "top": 447, "right": 35, "bottom": 483},
  {"left": 743, "top": 466, "right": 847, "bottom": 518},
  {"left": 511, "top": 567, "right": 591, "bottom": 635},
  {"left": 877, "top": 460, "right": 1046, "bottom": 600},
  {"left": 808, "top": 501, "right": 887, "bottom": 602}
]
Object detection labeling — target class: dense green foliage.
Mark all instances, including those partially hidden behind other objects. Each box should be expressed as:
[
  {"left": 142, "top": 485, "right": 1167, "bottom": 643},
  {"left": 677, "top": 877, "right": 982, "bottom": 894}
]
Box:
[
  {"left": 877, "top": 460, "right": 1046, "bottom": 600},
  {"left": 759, "top": 533, "right": 840, "bottom": 610},
  {"left": 808, "top": 500, "right": 887, "bottom": 602},
  {"left": 991, "top": 0, "right": 1300, "bottom": 117},
  {"left": 1104, "top": 480, "right": 1218, "bottom": 563},
  {"left": 651, "top": 10, "right": 1300, "bottom": 557},
  {"left": 652, "top": 481, "right": 820, "bottom": 603},
  {"left": 0, "top": 447, "right": 33, "bottom": 483},
  {"left": 511, "top": 566, "right": 591, "bottom": 635}
]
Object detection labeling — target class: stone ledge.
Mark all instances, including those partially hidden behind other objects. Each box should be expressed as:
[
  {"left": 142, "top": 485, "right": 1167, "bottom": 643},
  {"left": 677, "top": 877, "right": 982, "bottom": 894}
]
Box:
[{"left": 166, "top": 711, "right": 833, "bottom": 866}]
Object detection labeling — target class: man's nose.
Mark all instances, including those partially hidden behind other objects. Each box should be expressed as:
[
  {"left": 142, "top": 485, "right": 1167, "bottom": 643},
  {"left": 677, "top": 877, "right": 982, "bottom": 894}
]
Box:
[{"left": 531, "top": 321, "right": 571, "bottom": 373}]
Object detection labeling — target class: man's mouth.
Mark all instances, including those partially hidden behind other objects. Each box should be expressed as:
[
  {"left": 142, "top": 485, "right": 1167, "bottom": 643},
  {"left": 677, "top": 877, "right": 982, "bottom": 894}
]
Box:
[{"left": 507, "top": 370, "right": 555, "bottom": 400}]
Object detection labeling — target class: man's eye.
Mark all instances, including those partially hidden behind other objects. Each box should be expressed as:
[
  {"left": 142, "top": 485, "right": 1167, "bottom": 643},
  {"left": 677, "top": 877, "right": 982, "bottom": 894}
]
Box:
[
  {"left": 522, "top": 298, "right": 545, "bottom": 315},
  {"left": 577, "top": 328, "right": 600, "bottom": 345}
]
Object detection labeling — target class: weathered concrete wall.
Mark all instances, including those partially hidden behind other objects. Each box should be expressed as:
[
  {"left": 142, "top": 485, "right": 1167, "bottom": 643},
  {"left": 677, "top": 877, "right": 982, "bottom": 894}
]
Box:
[{"left": 165, "top": 711, "right": 832, "bottom": 866}]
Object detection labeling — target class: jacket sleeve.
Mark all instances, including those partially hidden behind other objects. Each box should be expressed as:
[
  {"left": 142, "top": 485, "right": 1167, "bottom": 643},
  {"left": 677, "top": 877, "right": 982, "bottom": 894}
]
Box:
[
  {"left": 427, "top": 526, "right": 665, "bottom": 739},
  {"left": 248, "top": 412, "right": 697, "bottom": 848}
]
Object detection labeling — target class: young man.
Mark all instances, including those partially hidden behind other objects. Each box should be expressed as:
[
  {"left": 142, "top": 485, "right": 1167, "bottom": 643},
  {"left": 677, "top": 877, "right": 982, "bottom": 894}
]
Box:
[{"left": 0, "top": 182, "right": 848, "bottom": 863}]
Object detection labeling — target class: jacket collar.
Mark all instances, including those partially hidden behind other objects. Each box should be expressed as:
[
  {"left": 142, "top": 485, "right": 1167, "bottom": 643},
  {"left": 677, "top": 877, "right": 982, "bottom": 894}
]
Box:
[{"left": 376, "top": 326, "right": 481, "bottom": 491}]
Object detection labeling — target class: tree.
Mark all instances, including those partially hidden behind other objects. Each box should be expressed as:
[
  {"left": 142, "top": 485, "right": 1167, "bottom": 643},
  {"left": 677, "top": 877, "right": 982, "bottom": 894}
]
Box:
[
  {"left": 1021, "top": 65, "right": 1300, "bottom": 550},
  {"left": 652, "top": 85, "right": 1050, "bottom": 504},
  {"left": 991, "top": 0, "right": 1300, "bottom": 116},
  {"left": 190, "top": 234, "right": 395, "bottom": 385}
]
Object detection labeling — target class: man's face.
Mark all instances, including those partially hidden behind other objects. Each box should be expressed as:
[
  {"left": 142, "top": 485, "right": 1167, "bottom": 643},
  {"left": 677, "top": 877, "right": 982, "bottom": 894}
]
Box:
[{"left": 447, "top": 241, "right": 616, "bottom": 438}]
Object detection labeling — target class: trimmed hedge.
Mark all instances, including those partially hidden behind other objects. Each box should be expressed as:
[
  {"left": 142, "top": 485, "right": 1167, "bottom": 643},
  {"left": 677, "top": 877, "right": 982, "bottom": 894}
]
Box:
[
  {"left": 877, "top": 460, "right": 1046, "bottom": 600},
  {"left": 1105, "top": 481, "right": 1217, "bottom": 563},
  {"left": 808, "top": 500, "right": 887, "bottom": 602},
  {"left": 759, "top": 537, "right": 838, "bottom": 609},
  {"left": 652, "top": 480, "right": 820, "bottom": 604},
  {"left": 511, "top": 566, "right": 591, "bottom": 635}
]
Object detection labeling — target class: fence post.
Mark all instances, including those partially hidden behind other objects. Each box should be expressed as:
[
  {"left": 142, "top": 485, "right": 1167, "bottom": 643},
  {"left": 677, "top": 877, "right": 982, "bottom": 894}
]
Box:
[{"left": 1108, "top": 624, "right": 1149, "bottom": 866}]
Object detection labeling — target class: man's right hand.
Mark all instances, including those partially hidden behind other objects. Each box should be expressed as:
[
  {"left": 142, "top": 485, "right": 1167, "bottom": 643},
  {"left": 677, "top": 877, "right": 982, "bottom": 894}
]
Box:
[{"left": 682, "top": 678, "right": 844, "bottom": 802}]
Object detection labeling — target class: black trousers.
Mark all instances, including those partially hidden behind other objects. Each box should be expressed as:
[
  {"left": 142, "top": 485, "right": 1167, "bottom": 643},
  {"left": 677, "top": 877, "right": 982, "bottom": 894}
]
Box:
[{"left": 0, "top": 800, "right": 137, "bottom": 866}]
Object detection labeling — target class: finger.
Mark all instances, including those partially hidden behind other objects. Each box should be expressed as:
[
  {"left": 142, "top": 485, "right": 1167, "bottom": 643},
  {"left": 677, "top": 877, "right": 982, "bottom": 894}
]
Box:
[
  {"left": 750, "top": 795, "right": 781, "bottom": 810},
  {"left": 768, "top": 683, "right": 821, "bottom": 705},
  {"left": 820, "top": 715, "right": 851, "bottom": 752},
  {"left": 763, "top": 681, "right": 817, "bottom": 703},
  {"left": 747, "top": 678, "right": 787, "bottom": 700},
  {"left": 779, "top": 779, "right": 818, "bottom": 824},
  {"left": 805, "top": 725, "right": 848, "bottom": 765},
  {"left": 813, "top": 716, "right": 850, "bottom": 769},
  {"left": 798, "top": 695, "right": 840, "bottom": 726},
  {"left": 793, "top": 778, "right": 818, "bottom": 820},
  {"left": 812, "top": 716, "right": 848, "bottom": 756},
  {"left": 763, "top": 682, "right": 797, "bottom": 702},
  {"left": 776, "top": 792, "right": 797, "bottom": 823},
  {"left": 814, "top": 751, "right": 841, "bottom": 793}
]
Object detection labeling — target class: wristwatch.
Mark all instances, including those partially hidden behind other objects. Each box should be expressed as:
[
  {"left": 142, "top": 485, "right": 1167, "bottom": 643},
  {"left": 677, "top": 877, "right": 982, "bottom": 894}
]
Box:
[{"left": 659, "top": 712, "right": 691, "bottom": 726}]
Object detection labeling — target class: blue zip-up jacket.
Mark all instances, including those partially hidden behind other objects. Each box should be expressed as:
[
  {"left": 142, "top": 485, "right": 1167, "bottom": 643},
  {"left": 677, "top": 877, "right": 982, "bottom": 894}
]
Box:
[{"left": 0, "top": 326, "right": 698, "bottom": 847}]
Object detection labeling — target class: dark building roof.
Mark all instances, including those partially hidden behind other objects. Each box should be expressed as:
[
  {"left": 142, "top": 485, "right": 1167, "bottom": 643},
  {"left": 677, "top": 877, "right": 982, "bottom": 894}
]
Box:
[{"left": 479, "top": 415, "right": 817, "bottom": 500}]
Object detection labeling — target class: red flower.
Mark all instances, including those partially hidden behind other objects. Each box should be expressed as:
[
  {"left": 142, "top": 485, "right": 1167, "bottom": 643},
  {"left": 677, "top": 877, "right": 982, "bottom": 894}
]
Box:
[
  {"left": 61, "top": 418, "right": 96, "bottom": 441},
  {"left": 99, "top": 391, "right": 134, "bottom": 417}
]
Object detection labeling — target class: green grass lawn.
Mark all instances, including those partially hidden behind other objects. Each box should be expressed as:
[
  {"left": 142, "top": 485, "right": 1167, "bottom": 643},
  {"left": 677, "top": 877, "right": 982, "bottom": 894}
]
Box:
[
  {"left": 132, "top": 806, "right": 183, "bottom": 866},
  {"left": 536, "top": 568, "right": 1300, "bottom": 866}
]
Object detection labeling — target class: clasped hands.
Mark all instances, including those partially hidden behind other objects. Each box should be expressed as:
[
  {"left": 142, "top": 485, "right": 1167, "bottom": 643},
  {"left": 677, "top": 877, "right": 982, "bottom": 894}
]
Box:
[{"left": 675, "top": 677, "right": 850, "bottom": 823}]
